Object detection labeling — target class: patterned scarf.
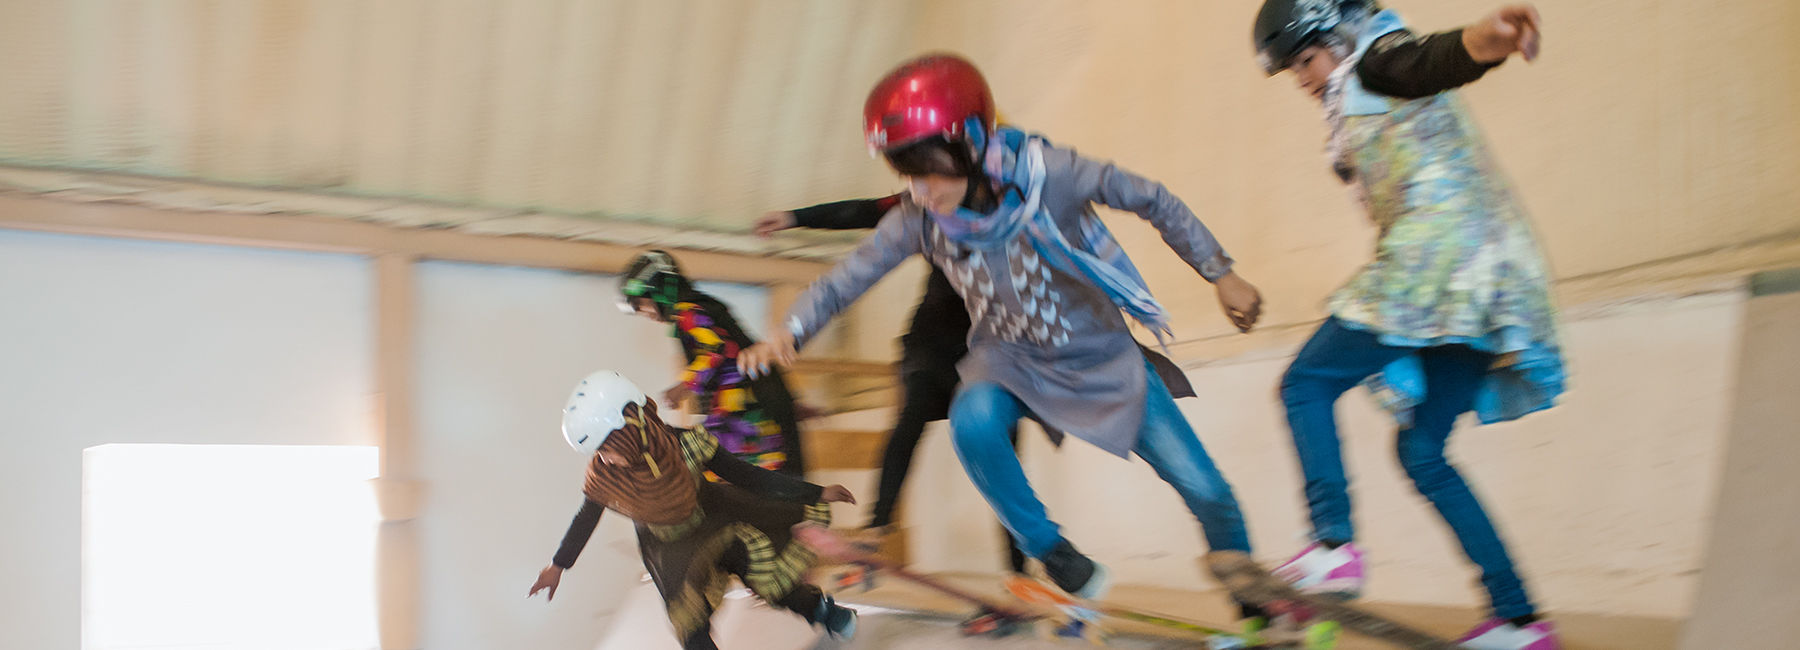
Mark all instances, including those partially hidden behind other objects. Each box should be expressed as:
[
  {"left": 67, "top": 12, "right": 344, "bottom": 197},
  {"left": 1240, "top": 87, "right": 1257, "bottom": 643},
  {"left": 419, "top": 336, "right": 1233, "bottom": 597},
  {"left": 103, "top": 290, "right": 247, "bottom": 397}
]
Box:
[
  {"left": 1323, "top": 9, "right": 1406, "bottom": 182},
  {"left": 929, "top": 119, "right": 1173, "bottom": 344},
  {"left": 582, "top": 402, "right": 698, "bottom": 525}
]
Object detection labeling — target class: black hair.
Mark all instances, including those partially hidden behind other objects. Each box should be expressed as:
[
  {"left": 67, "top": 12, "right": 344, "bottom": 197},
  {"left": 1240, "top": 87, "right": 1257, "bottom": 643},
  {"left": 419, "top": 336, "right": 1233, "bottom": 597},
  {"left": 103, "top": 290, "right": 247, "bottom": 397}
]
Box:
[
  {"left": 883, "top": 137, "right": 976, "bottom": 178},
  {"left": 882, "top": 137, "right": 997, "bottom": 212}
]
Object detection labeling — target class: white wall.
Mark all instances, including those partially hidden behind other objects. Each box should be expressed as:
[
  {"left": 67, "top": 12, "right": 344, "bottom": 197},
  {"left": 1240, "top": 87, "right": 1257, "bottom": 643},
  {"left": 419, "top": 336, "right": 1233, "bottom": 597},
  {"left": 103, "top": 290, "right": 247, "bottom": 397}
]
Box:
[
  {"left": 411, "top": 260, "right": 770, "bottom": 650},
  {"left": 0, "top": 224, "right": 1761, "bottom": 647},
  {"left": 904, "top": 291, "right": 1745, "bottom": 620},
  {"left": 1680, "top": 284, "right": 1800, "bottom": 648},
  {"left": 0, "top": 230, "right": 374, "bottom": 650},
  {"left": 0, "top": 228, "right": 783, "bottom": 650}
]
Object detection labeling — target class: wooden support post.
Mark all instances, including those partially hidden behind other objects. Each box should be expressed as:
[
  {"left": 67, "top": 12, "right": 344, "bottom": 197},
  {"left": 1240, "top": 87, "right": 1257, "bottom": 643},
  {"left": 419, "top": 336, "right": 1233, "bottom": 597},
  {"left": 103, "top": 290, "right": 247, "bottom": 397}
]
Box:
[{"left": 371, "top": 253, "right": 422, "bottom": 650}]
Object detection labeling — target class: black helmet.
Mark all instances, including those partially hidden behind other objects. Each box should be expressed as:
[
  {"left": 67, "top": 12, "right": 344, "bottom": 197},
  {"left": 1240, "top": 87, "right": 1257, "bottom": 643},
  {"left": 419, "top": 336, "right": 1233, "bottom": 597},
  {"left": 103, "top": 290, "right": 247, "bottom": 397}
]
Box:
[
  {"left": 1252, "top": 0, "right": 1377, "bottom": 76},
  {"left": 618, "top": 250, "right": 688, "bottom": 318}
]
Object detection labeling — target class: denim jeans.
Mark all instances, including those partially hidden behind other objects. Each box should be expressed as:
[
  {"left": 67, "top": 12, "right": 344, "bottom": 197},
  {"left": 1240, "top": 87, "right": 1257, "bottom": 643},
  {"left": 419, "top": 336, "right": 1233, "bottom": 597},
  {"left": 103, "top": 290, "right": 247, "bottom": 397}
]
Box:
[
  {"left": 1280, "top": 317, "right": 1535, "bottom": 618},
  {"left": 947, "top": 358, "right": 1251, "bottom": 558}
]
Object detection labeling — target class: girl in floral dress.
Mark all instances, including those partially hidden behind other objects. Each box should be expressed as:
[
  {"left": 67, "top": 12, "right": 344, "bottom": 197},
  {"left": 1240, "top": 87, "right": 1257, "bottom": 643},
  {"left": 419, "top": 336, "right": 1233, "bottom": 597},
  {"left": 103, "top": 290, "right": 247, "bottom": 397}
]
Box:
[{"left": 1251, "top": 2, "right": 1565, "bottom": 648}]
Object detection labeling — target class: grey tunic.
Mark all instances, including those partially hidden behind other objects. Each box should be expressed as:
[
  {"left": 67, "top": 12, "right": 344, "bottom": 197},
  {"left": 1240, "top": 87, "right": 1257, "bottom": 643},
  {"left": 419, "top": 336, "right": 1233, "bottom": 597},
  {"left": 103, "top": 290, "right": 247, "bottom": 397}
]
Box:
[{"left": 786, "top": 142, "right": 1233, "bottom": 457}]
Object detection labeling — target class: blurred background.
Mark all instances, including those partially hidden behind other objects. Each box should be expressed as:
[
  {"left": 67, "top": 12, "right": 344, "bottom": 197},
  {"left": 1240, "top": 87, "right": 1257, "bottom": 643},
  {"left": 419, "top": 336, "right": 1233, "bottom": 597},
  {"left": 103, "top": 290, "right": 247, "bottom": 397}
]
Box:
[{"left": 0, "top": 1, "right": 1795, "bottom": 649}]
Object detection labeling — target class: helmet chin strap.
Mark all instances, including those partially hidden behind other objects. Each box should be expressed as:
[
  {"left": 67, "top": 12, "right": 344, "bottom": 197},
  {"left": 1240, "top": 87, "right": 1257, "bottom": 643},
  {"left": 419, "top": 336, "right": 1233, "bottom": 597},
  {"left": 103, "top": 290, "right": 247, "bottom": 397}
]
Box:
[{"left": 621, "top": 409, "right": 663, "bottom": 478}]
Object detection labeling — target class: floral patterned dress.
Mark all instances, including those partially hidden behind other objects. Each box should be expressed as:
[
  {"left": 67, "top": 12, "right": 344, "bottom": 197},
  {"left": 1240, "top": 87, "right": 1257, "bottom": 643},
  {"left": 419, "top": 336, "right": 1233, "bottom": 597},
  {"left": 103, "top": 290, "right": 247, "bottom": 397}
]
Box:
[{"left": 1324, "top": 9, "right": 1566, "bottom": 425}]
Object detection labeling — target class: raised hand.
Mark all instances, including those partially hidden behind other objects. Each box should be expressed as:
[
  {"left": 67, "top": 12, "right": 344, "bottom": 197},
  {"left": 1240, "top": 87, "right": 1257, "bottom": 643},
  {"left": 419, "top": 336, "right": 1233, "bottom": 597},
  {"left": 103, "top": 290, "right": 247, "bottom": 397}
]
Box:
[
  {"left": 1464, "top": 4, "right": 1542, "bottom": 63},
  {"left": 753, "top": 211, "right": 798, "bottom": 238},
  {"left": 737, "top": 333, "right": 798, "bottom": 379},
  {"left": 820, "top": 484, "right": 857, "bottom": 504},
  {"left": 1214, "top": 272, "right": 1263, "bottom": 333}
]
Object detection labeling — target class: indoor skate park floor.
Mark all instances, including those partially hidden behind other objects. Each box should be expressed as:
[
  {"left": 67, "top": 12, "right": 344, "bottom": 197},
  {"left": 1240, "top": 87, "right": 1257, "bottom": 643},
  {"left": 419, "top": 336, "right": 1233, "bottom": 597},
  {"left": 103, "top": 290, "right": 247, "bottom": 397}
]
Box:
[{"left": 592, "top": 569, "right": 1680, "bottom": 650}]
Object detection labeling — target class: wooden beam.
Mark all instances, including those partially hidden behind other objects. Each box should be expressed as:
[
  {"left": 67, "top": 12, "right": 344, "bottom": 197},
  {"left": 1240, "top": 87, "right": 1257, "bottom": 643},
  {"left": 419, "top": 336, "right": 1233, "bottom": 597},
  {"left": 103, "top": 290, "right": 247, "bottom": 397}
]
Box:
[
  {"left": 803, "top": 428, "right": 891, "bottom": 471},
  {"left": 790, "top": 358, "right": 894, "bottom": 378},
  {"left": 0, "top": 193, "right": 830, "bottom": 285}
]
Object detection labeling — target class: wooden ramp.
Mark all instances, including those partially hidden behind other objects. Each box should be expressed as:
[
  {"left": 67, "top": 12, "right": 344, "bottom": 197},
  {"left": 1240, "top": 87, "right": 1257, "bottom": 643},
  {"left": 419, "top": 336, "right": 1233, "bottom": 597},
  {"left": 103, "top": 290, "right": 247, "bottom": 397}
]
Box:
[{"left": 817, "top": 569, "right": 1683, "bottom": 650}]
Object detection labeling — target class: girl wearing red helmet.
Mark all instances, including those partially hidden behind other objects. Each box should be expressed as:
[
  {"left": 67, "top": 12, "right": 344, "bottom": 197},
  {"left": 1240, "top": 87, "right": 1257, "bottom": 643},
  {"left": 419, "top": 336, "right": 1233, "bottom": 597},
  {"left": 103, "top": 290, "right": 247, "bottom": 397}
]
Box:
[
  {"left": 741, "top": 54, "right": 1265, "bottom": 613},
  {"left": 754, "top": 195, "right": 1200, "bottom": 578}
]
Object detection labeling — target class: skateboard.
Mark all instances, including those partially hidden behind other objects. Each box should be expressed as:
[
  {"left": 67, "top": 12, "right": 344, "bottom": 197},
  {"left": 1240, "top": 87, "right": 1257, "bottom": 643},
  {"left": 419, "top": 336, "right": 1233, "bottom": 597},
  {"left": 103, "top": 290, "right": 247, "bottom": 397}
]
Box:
[
  {"left": 793, "top": 523, "right": 1078, "bottom": 639},
  {"left": 1204, "top": 551, "right": 1463, "bottom": 649},
  {"left": 1004, "top": 574, "right": 1339, "bottom": 649}
]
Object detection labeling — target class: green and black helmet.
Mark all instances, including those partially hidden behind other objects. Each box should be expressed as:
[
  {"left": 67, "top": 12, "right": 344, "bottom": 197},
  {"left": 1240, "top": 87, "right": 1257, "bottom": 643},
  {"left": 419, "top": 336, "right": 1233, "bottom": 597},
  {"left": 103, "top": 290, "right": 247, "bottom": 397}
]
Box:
[{"left": 618, "top": 250, "right": 689, "bottom": 319}]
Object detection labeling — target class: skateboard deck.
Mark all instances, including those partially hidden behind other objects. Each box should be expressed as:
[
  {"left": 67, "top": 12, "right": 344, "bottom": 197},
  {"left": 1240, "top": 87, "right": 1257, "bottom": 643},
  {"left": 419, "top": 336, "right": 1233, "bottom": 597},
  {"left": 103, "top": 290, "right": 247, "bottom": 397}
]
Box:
[
  {"left": 1004, "top": 574, "right": 1339, "bottom": 649},
  {"left": 793, "top": 523, "right": 1064, "bottom": 639},
  {"left": 1205, "top": 551, "right": 1462, "bottom": 649}
]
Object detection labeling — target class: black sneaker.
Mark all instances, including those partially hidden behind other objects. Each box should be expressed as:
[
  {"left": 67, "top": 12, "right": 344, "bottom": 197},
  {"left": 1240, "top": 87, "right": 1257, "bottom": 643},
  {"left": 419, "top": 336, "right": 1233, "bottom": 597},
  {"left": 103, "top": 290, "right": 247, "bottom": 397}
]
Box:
[
  {"left": 1041, "top": 538, "right": 1111, "bottom": 600},
  {"left": 1238, "top": 601, "right": 1271, "bottom": 621},
  {"left": 814, "top": 595, "right": 857, "bottom": 640}
]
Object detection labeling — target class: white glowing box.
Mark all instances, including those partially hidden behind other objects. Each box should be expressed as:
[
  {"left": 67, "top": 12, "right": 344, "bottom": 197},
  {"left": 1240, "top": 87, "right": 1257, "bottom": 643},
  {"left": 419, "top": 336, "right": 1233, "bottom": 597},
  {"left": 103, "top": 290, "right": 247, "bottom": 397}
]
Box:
[{"left": 82, "top": 444, "right": 380, "bottom": 650}]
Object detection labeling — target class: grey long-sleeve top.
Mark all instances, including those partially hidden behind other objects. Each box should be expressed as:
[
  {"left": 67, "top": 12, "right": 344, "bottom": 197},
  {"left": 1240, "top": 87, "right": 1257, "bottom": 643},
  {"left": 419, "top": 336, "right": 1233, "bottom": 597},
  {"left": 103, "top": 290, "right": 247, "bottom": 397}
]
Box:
[{"left": 784, "top": 142, "right": 1232, "bottom": 456}]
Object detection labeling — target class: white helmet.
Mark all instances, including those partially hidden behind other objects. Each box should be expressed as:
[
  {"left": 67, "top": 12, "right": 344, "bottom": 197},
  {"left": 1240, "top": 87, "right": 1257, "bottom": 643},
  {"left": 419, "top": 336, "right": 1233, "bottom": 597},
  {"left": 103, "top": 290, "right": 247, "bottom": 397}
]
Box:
[{"left": 561, "top": 370, "right": 649, "bottom": 455}]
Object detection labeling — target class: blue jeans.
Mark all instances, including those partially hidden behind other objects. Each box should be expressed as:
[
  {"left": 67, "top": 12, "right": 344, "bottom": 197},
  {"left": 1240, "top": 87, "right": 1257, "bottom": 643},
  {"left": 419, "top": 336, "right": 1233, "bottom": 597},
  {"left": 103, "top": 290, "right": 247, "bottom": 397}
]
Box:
[
  {"left": 947, "top": 358, "right": 1251, "bottom": 559},
  {"left": 1281, "top": 317, "right": 1535, "bottom": 619}
]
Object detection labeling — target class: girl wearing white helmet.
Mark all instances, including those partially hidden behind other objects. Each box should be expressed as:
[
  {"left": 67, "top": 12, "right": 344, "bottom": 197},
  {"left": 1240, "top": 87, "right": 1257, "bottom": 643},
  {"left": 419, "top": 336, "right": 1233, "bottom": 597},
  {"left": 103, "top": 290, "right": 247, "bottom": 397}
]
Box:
[{"left": 528, "top": 370, "right": 857, "bottom": 649}]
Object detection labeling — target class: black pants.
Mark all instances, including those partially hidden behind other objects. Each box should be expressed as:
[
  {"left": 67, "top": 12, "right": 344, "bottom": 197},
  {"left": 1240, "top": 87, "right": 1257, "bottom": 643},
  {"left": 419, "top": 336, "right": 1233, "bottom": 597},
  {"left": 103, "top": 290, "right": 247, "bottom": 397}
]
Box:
[
  {"left": 867, "top": 358, "right": 1027, "bottom": 573},
  {"left": 680, "top": 541, "right": 826, "bottom": 650}
]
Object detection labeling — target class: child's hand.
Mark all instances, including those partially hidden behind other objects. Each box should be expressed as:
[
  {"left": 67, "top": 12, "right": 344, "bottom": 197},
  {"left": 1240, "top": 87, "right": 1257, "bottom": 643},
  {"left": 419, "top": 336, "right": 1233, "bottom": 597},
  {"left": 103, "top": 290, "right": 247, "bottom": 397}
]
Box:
[
  {"left": 528, "top": 565, "right": 564, "bottom": 601},
  {"left": 661, "top": 383, "right": 693, "bottom": 408},
  {"left": 753, "top": 211, "right": 798, "bottom": 238},
  {"left": 1214, "top": 272, "right": 1263, "bottom": 333},
  {"left": 738, "top": 334, "right": 798, "bottom": 379},
  {"left": 1464, "top": 4, "right": 1542, "bottom": 63},
  {"left": 820, "top": 484, "right": 857, "bottom": 504}
]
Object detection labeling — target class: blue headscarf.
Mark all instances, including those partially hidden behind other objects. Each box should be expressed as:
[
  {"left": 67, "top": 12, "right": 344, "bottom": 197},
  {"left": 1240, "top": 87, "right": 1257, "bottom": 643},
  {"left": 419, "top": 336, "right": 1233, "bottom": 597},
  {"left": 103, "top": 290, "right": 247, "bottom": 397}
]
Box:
[{"left": 925, "top": 118, "right": 1174, "bottom": 345}]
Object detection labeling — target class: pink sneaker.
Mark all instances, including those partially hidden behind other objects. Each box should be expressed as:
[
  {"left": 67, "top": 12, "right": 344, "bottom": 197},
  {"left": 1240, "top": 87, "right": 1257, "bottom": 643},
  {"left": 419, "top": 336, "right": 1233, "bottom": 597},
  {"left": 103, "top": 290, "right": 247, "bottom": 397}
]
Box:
[
  {"left": 1458, "top": 619, "right": 1561, "bottom": 650},
  {"left": 1272, "top": 542, "right": 1365, "bottom": 598}
]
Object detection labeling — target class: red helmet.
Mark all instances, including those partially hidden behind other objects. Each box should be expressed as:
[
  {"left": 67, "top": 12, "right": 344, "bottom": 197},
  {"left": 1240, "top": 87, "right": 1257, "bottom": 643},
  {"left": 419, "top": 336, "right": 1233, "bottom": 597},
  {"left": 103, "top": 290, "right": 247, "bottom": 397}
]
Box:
[{"left": 863, "top": 53, "right": 996, "bottom": 154}]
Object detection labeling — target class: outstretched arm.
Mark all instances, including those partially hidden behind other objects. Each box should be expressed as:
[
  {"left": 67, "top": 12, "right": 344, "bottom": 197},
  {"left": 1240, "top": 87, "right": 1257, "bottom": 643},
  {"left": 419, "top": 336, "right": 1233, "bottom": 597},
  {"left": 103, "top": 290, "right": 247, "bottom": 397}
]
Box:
[
  {"left": 794, "top": 195, "right": 903, "bottom": 230},
  {"left": 753, "top": 194, "right": 904, "bottom": 236},
  {"left": 740, "top": 209, "right": 923, "bottom": 375},
  {"left": 1357, "top": 5, "right": 1541, "bottom": 98},
  {"left": 529, "top": 498, "right": 606, "bottom": 602},
  {"left": 704, "top": 450, "right": 825, "bottom": 503},
  {"left": 696, "top": 430, "right": 856, "bottom": 505},
  {"left": 551, "top": 499, "right": 604, "bottom": 570},
  {"left": 1055, "top": 146, "right": 1262, "bottom": 332}
]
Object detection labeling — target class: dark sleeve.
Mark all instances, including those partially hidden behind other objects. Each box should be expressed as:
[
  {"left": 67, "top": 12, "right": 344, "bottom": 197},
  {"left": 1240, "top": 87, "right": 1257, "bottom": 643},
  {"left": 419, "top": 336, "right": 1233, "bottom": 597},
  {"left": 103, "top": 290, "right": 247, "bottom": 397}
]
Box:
[
  {"left": 704, "top": 450, "right": 825, "bottom": 504},
  {"left": 551, "top": 499, "right": 605, "bottom": 569},
  {"left": 790, "top": 194, "right": 903, "bottom": 230},
  {"left": 1355, "top": 28, "right": 1502, "bottom": 99}
]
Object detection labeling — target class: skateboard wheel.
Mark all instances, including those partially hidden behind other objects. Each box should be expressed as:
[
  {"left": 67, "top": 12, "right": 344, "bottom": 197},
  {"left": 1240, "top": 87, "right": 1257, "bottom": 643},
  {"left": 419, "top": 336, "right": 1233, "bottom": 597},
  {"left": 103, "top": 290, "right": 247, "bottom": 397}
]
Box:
[
  {"left": 958, "top": 610, "right": 1014, "bottom": 637},
  {"left": 1304, "top": 620, "right": 1340, "bottom": 650},
  {"left": 957, "top": 621, "right": 992, "bottom": 636}
]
